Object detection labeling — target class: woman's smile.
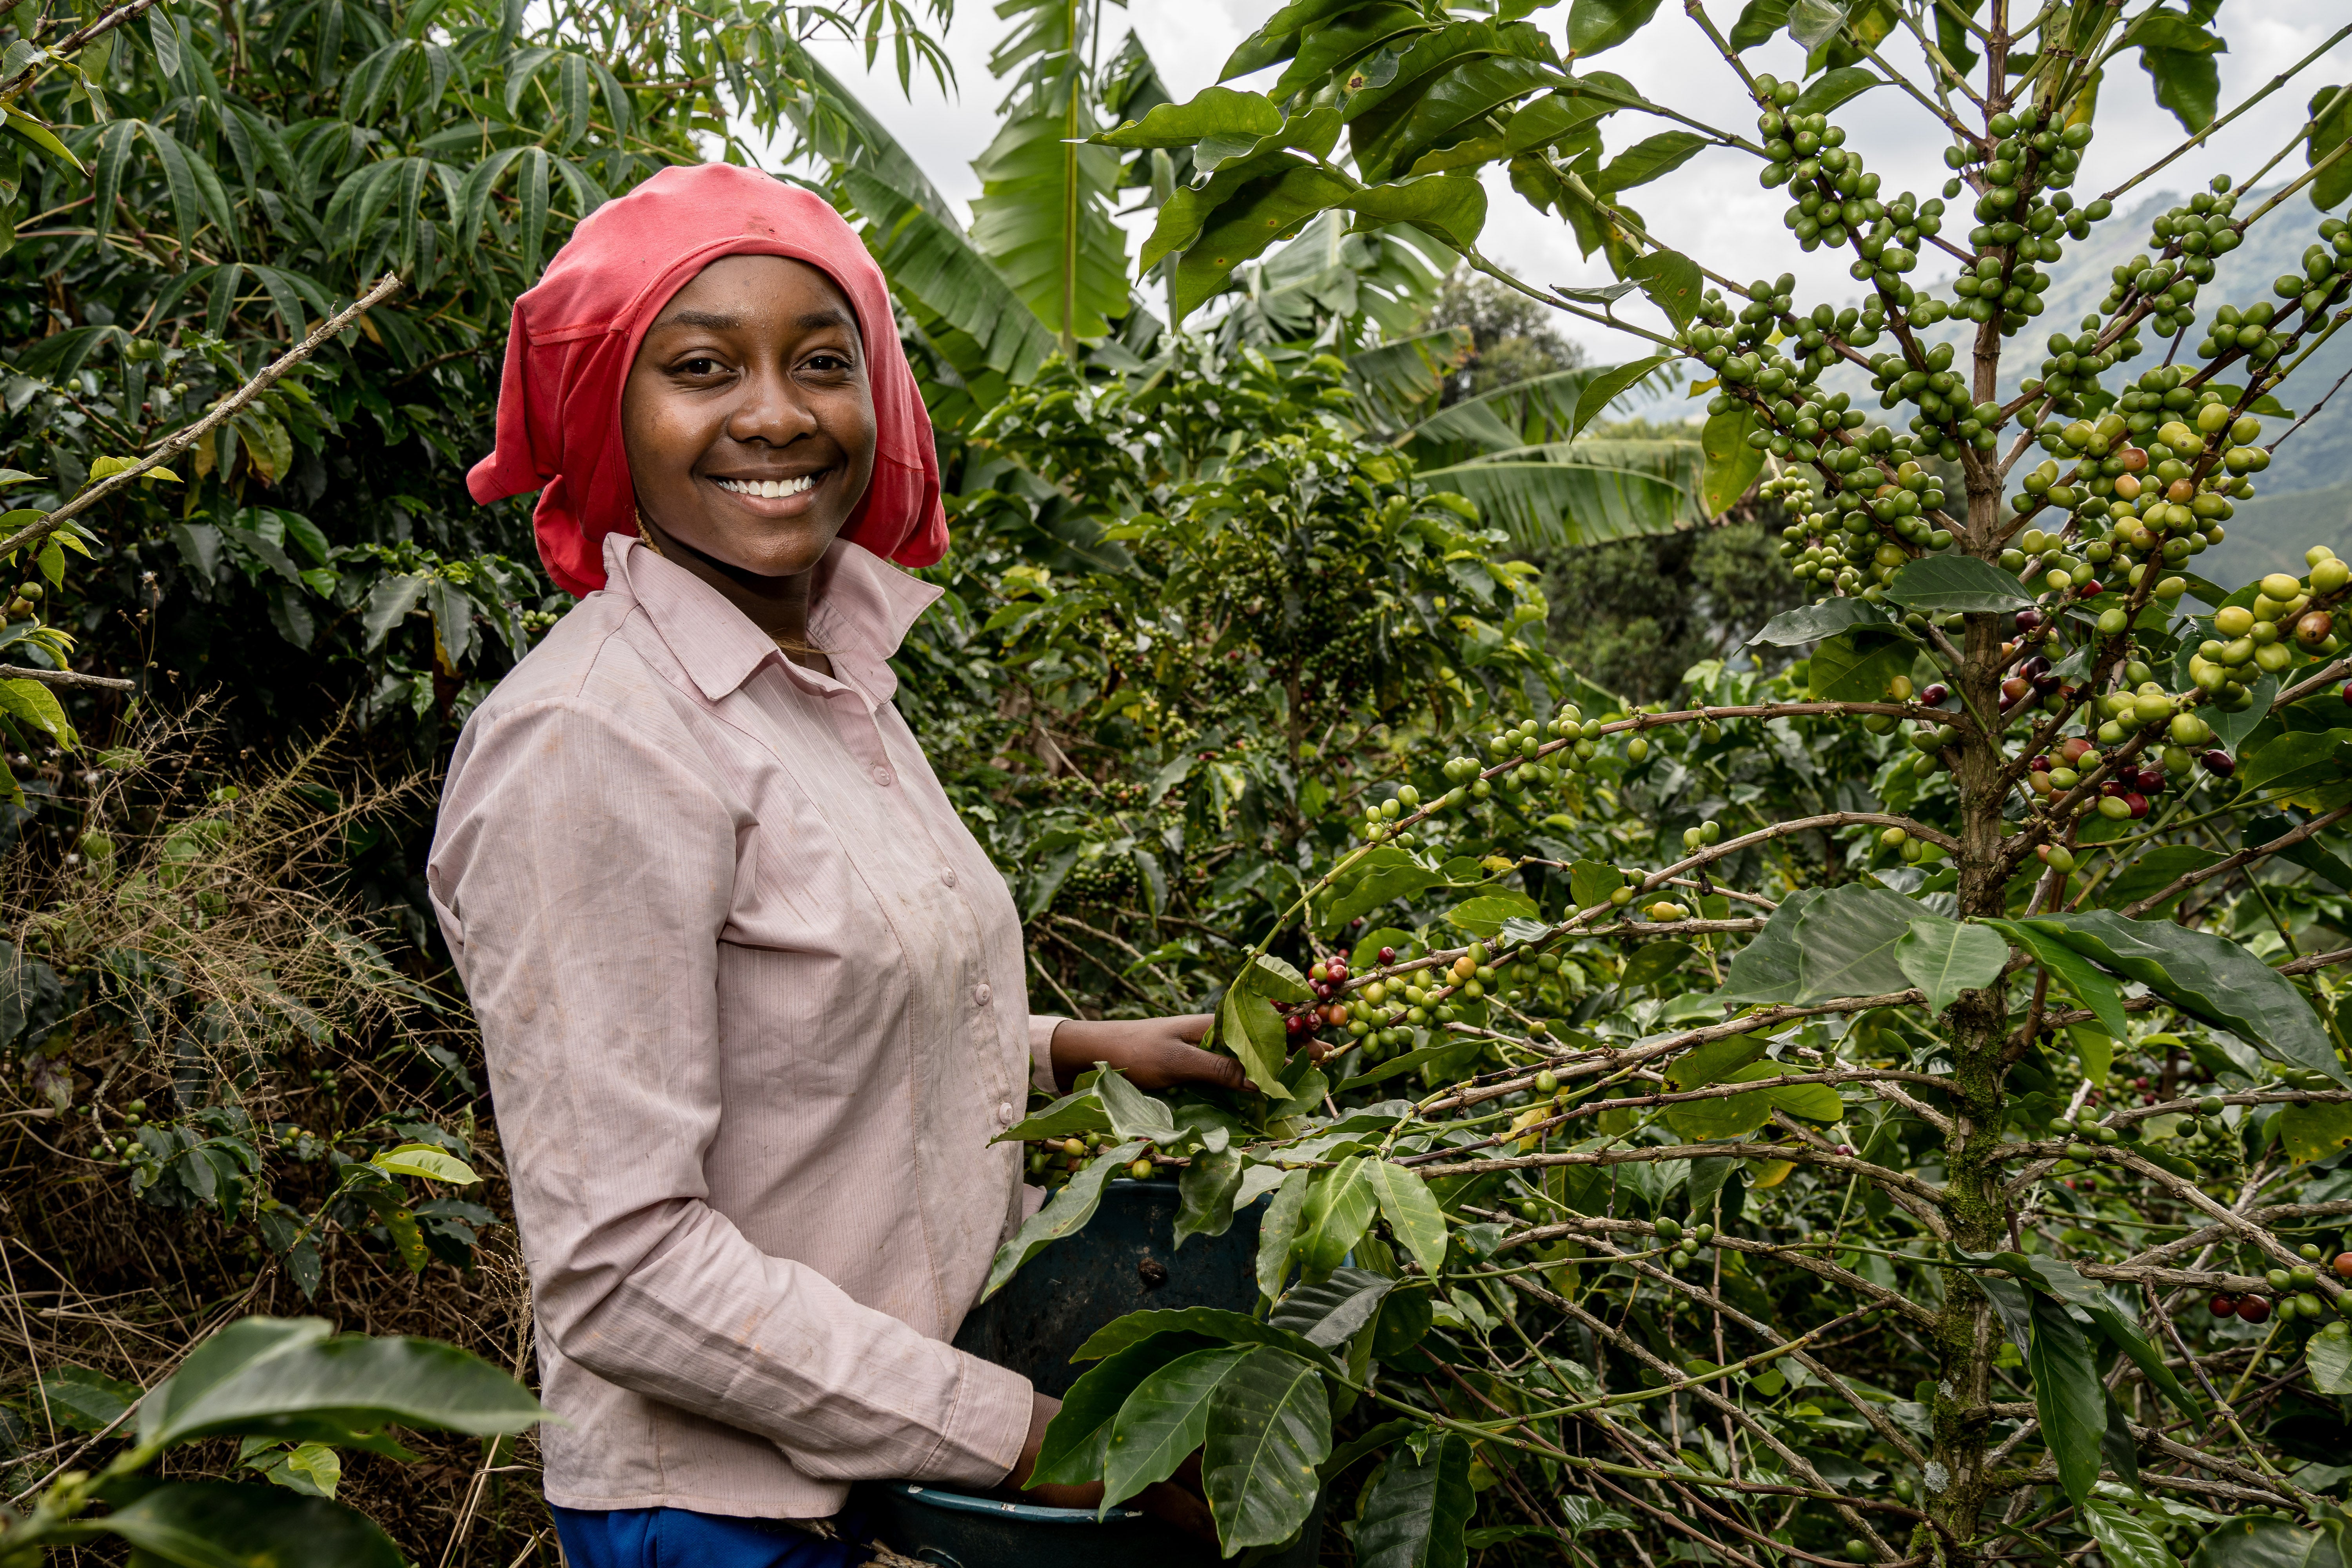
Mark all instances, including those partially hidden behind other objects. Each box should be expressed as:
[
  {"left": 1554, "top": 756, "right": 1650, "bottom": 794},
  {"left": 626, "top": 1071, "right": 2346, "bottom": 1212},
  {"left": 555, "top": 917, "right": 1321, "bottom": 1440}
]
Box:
[{"left": 708, "top": 469, "right": 828, "bottom": 505}]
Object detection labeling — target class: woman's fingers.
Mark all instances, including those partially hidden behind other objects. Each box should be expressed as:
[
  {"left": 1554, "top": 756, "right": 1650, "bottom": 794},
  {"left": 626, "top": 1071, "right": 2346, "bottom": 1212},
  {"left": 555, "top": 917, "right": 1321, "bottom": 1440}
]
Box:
[{"left": 1156, "top": 1042, "right": 1248, "bottom": 1093}]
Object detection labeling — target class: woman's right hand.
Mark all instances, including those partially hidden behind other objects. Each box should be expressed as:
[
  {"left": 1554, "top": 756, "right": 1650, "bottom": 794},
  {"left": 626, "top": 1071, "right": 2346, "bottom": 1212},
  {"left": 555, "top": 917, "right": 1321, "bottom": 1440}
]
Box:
[{"left": 1004, "top": 1392, "right": 1217, "bottom": 1543}]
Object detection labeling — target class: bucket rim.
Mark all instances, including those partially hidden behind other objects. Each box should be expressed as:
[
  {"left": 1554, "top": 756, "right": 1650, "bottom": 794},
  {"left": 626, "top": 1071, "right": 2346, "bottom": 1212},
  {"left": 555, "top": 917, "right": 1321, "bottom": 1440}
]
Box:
[{"left": 878, "top": 1482, "right": 1146, "bottom": 1525}]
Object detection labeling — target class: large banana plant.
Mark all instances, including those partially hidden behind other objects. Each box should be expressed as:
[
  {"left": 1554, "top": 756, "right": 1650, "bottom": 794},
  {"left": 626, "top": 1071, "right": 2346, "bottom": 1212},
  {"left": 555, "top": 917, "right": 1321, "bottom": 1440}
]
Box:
[
  {"left": 967, "top": 0, "right": 1130, "bottom": 355},
  {"left": 1346, "top": 347, "right": 1705, "bottom": 546}
]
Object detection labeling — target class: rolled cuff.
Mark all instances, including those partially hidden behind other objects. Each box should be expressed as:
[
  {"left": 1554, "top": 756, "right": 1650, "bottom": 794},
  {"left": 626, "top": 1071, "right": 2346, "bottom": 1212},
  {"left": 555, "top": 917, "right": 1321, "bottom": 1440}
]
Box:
[
  {"left": 907, "top": 1350, "right": 1034, "bottom": 1488},
  {"left": 1027, "top": 1014, "right": 1065, "bottom": 1095}
]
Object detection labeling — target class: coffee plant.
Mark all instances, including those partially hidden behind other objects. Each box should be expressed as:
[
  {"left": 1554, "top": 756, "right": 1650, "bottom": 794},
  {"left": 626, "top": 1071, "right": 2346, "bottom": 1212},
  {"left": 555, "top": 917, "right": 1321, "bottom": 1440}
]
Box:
[
  {"left": 0, "top": 1313, "right": 541, "bottom": 1563},
  {"left": 979, "top": 3, "right": 2352, "bottom": 1565}
]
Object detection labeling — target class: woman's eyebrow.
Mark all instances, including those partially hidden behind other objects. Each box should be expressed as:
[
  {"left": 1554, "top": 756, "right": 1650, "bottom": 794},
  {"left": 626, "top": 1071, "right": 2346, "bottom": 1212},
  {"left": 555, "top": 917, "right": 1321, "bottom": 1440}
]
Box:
[
  {"left": 798, "top": 306, "right": 857, "bottom": 333},
  {"left": 663, "top": 309, "right": 741, "bottom": 329}
]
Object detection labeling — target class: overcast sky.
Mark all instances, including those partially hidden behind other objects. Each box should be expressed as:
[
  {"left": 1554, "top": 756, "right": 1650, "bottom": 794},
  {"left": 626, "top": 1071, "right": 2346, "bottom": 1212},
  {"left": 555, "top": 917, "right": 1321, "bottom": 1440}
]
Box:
[{"left": 791, "top": 2, "right": 2352, "bottom": 361}]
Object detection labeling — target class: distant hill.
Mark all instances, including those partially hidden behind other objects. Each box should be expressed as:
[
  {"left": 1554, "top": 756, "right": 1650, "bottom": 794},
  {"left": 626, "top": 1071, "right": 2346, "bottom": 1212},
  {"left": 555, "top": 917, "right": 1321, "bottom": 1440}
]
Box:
[{"left": 2201, "top": 479, "right": 2352, "bottom": 584}]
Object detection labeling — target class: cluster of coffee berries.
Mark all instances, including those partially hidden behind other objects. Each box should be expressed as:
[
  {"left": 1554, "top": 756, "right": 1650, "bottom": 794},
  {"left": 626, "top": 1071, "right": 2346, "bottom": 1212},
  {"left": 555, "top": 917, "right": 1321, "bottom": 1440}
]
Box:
[
  {"left": 1944, "top": 105, "right": 2096, "bottom": 335},
  {"left": 1653, "top": 1213, "right": 1715, "bottom": 1272},
  {"left": 1284, "top": 954, "right": 1355, "bottom": 1039}
]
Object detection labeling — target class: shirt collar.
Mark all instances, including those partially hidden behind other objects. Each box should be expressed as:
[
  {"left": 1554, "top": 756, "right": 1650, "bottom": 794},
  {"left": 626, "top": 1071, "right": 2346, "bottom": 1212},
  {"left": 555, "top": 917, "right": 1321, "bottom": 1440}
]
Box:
[{"left": 602, "top": 532, "right": 942, "bottom": 707}]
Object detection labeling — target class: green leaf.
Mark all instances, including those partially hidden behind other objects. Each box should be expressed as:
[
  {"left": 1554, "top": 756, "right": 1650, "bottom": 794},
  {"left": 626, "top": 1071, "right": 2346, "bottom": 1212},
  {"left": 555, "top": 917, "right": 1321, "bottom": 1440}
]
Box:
[
  {"left": 1566, "top": 0, "right": 1665, "bottom": 57},
  {"left": 1169, "top": 163, "right": 1355, "bottom": 321},
  {"left": 1073, "top": 1307, "right": 1334, "bottom": 1368},
  {"left": 1322, "top": 847, "right": 1446, "bottom": 929},
  {"left": 1791, "top": 882, "right": 1919, "bottom": 1002},
  {"left": 1365, "top": 1160, "right": 1450, "bottom": 1279},
  {"left": 2095, "top": 844, "right": 2225, "bottom": 914},
  {"left": 2245, "top": 812, "right": 2352, "bottom": 892},
  {"left": 361, "top": 575, "right": 426, "bottom": 651},
  {"left": 1595, "top": 132, "right": 1707, "bottom": 194},
  {"left": 2307, "top": 85, "right": 2352, "bottom": 211},
  {"left": 1030, "top": 1331, "right": 1219, "bottom": 1488},
  {"left": 2083, "top": 1496, "right": 2181, "bottom": 1568},
  {"left": 838, "top": 166, "right": 1056, "bottom": 385},
  {"left": 1728, "top": 0, "right": 1791, "bottom": 49},
  {"left": 0, "top": 678, "right": 73, "bottom": 749},
  {"left": 2, "top": 105, "right": 85, "bottom": 175},
  {"left": 1985, "top": 919, "right": 2129, "bottom": 1039},
  {"left": 1749, "top": 598, "right": 1887, "bottom": 646},
  {"left": 970, "top": 93, "right": 1131, "bottom": 341},
  {"left": 2309, "top": 1323, "right": 2352, "bottom": 1395},
  {"left": 2279, "top": 1099, "right": 2352, "bottom": 1163},
  {"left": 1299, "top": 1156, "right": 1379, "bottom": 1276},
  {"left": 2023, "top": 911, "right": 2347, "bottom": 1086},
  {"left": 993, "top": 1087, "right": 1112, "bottom": 1145},
  {"left": 2078, "top": 1295, "right": 2202, "bottom": 1420},
  {"left": 1719, "top": 886, "right": 1824, "bottom": 1004},
  {"left": 1444, "top": 892, "right": 1538, "bottom": 937},
  {"left": 1257, "top": 1169, "right": 1312, "bottom": 1298},
  {"left": 1221, "top": 987, "right": 1293, "bottom": 1101},
  {"left": 1623, "top": 253, "right": 1701, "bottom": 329},
  {"left": 1887, "top": 555, "right": 2035, "bottom": 615},
  {"left": 1621, "top": 940, "right": 1693, "bottom": 988},
  {"left": 368, "top": 1143, "right": 477, "bottom": 1185},
  {"left": 2027, "top": 1293, "right": 2106, "bottom": 1506},
  {"left": 1894, "top": 914, "right": 2009, "bottom": 1015},
  {"left": 1176, "top": 1146, "right": 1245, "bottom": 1248},
  {"left": 1269, "top": 1267, "right": 1395, "bottom": 1347},
  {"left": 1568, "top": 859, "right": 1623, "bottom": 910},
  {"left": 1238, "top": 953, "right": 1316, "bottom": 1004},
  {"left": 1093, "top": 1066, "right": 1180, "bottom": 1142},
  {"left": 1347, "top": 174, "right": 1488, "bottom": 252},
  {"left": 2188, "top": 1515, "right": 2348, "bottom": 1568},
  {"left": 2137, "top": 27, "right": 2223, "bottom": 134},
  {"left": 96, "top": 1481, "right": 401, "bottom": 1568},
  {"left": 1419, "top": 439, "right": 1696, "bottom": 546},
  {"left": 1103, "top": 1344, "right": 1255, "bottom": 1509},
  {"left": 1700, "top": 403, "right": 1764, "bottom": 518},
  {"left": 1666, "top": 1036, "right": 1768, "bottom": 1092},
  {"left": 1570, "top": 354, "right": 1674, "bottom": 436},
  {"left": 1662, "top": 1060, "right": 1841, "bottom": 1139},
  {"left": 1791, "top": 65, "right": 1882, "bottom": 115},
  {"left": 1806, "top": 626, "right": 1915, "bottom": 703},
  {"left": 1203, "top": 1346, "right": 1334, "bottom": 1551},
  {"left": 1356, "top": 1432, "right": 1474, "bottom": 1568},
  {"left": 2234, "top": 730, "right": 2352, "bottom": 810},
  {"left": 138, "top": 1317, "right": 544, "bottom": 1452},
  {"left": 38, "top": 1364, "right": 142, "bottom": 1432},
  {"left": 982, "top": 1141, "right": 1148, "bottom": 1300}
]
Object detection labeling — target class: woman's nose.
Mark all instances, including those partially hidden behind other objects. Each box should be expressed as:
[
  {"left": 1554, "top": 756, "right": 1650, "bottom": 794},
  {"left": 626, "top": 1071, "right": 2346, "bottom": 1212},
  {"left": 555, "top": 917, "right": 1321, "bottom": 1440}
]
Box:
[{"left": 726, "top": 363, "right": 817, "bottom": 446}]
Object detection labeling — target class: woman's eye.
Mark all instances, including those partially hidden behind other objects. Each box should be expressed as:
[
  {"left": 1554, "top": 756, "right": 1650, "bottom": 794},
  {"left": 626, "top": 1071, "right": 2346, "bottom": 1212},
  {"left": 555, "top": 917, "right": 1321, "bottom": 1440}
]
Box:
[
  {"left": 804, "top": 352, "right": 855, "bottom": 374},
  {"left": 678, "top": 356, "right": 724, "bottom": 377}
]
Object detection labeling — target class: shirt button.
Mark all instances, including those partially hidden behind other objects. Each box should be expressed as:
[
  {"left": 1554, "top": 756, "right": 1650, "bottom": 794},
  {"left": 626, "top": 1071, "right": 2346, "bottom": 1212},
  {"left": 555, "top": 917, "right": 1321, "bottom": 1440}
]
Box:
[
  {"left": 942, "top": 868, "right": 958, "bottom": 887},
  {"left": 974, "top": 983, "right": 993, "bottom": 1005},
  {"left": 998, "top": 1101, "right": 1015, "bottom": 1123},
  {"left": 871, "top": 765, "right": 893, "bottom": 786}
]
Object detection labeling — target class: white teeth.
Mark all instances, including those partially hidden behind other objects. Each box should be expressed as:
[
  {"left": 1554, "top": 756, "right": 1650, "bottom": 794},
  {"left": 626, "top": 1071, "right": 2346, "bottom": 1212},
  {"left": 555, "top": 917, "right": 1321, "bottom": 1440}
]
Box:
[{"left": 716, "top": 475, "right": 818, "bottom": 499}]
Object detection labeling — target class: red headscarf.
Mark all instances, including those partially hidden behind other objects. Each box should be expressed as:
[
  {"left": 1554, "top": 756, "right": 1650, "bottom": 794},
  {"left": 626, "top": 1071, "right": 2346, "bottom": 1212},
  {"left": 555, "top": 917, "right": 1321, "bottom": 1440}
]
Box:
[{"left": 467, "top": 162, "right": 948, "bottom": 597}]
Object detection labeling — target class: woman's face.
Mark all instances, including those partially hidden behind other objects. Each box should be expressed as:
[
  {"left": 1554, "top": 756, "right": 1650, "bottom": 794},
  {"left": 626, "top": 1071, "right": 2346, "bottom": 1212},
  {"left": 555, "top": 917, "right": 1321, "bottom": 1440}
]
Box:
[{"left": 621, "top": 254, "right": 878, "bottom": 580}]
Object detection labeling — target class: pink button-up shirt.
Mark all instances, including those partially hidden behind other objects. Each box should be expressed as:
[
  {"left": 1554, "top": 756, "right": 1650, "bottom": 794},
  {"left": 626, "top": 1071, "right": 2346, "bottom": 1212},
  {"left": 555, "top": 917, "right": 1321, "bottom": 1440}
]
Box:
[{"left": 428, "top": 532, "right": 1063, "bottom": 1520}]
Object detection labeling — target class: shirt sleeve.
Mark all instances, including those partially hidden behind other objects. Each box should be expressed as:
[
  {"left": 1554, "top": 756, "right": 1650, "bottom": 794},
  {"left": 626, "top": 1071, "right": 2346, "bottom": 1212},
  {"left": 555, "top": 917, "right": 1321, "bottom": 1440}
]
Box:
[
  {"left": 1027, "top": 1015, "right": 1065, "bottom": 1096},
  {"left": 431, "top": 697, "right": 1032, "bottom": 1489}
]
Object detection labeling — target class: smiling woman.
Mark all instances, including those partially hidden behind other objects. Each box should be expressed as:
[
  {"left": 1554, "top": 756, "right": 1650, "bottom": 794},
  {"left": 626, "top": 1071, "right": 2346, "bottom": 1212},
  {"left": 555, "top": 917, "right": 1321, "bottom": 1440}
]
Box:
[
  {"left": 623, "top": 257, "right": 881, "bottom": 672},
  {"left": 429, "top": 164, "right": 1238, "bottom": 1568}
]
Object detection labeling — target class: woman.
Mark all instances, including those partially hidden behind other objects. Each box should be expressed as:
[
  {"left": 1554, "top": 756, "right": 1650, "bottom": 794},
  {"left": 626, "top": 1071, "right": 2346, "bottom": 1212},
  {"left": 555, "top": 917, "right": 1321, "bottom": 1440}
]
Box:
[{"left": 430, "top": 162, "right": 1240, "bottom": 1568}]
